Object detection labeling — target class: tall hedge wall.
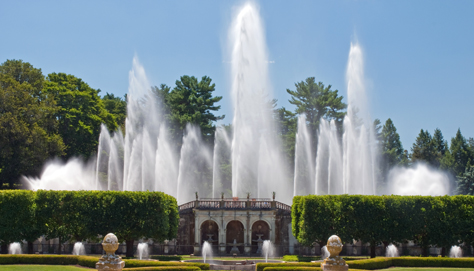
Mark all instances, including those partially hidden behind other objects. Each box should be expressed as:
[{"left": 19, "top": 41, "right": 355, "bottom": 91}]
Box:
[
  {"left": 0, "top": 190, "right": 179, "bottom": 256},
  {"left": 292, "top": 195, "right": 474, "bottom": 257}
]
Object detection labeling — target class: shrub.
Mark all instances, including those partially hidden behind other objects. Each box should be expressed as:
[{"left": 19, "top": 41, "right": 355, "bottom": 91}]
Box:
[
  {"left": 124, "top": 267, "right": 200, "bottom": 271},
  {"left": 344, "top": 257, "right": 474, "bottom": 270},
  {"left": 150, "top": 255, "right": 183, "bottom": 261},
  {"left": 282, "top": 255, "right": 320, "bottom": 262},
  {"left": 262, "top": 268, "right": 366, "bottom": 271},
  {"left": 123, "top": 259, "right": 209, "bottom": 270},
  {"left": 0, "top": 255, "right": 79, "bottom": 265},
  {"left": 346, "top": 257, "right": 392, "bottom": 270},
  {"left": 77, "top": 255, "right": 100, "bottom": 268},
  {"left": 257, "top": 262, "right": 321, "bottom": 271}
]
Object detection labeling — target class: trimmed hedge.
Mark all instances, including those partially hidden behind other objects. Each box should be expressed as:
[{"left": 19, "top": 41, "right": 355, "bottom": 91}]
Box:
[
  {"left": 77, "top": 256, "right": 101, "bottom": 268},
  {"left": 123, "top": 260, "right": 209, "bottom": 270},
  {"left": 124, "top": 267, "right": 200, "bottom": 271},
  {"left": 257, "top": 262, "right": 321, "bottom": 271},
  {"left": 282, "top": 255, "right": 320, "bottom": 262},
  {"left": 263, "top": 268, "right": 367, "bottom": 271},
  {"left": 0, "top": 255, "right": 80, "bottom": 265},
  {"left": 151, "top": 255, "right": 183, "bottom": 261},
  {"left": 346, "top": 257, "right": 474, "bottom": 270},
  {"left": 292, "top": 195, "right": 474, "bottom": 257}
]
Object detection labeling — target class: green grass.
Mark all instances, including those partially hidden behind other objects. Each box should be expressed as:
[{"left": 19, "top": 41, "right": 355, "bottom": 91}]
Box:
[
  {"left": 379, "top": 268, "right": 474, "bottom": 271},
  {"left": 0, "top": 265, "right": 90, "bottom": 270}
]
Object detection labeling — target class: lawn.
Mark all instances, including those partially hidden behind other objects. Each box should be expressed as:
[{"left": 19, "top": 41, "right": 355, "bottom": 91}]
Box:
[{"left": 0, "top": 265, "right": 90, "bottom": 270}]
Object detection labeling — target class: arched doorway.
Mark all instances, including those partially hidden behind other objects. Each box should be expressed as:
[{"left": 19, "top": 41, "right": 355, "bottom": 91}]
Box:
[
  {"left": 251, "top": 220, "right": 270, "bottom": 254},
  {"left": 200, "top": 220, "right": 219, "bottom": 246},
  {"left": 226, "top": 220, "right": 244, "bottom": 254}
]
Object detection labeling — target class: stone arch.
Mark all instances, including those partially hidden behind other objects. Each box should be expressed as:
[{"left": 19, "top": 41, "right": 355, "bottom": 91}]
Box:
[
  {"left": 226, "top": 220, "right": 245, "bottom": 254},
  {"left": 251, "top": 220, "right": 271, "bottom": 253},
  {"left": 200, "top": 220, "right": 219, "bottom": 246}
]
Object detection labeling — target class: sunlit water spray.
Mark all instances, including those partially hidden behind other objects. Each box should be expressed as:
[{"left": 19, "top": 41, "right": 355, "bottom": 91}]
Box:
[
  {"left": 8, "top": 243, "right": 22, "bottom": 254},
  {"left": 137, "top": 243, "right": 149, "bottom": 260},
  {"left": 262, "top": 240, "right": 274, "bottom": 262},
  {"left": 321, "top": 245, "right": 329, "bottom": 260},
  {"left": 385, "top": 244, "right": 399, "bottom": 257},
  {"left": 202, "top": 241, "right": 213, "bottom": 263},
  {"left": 72, "top": 242, "right": 86, "bottom": 255},
  {"left": 449, "top": 245, "right": 462, "bottom": 258}
]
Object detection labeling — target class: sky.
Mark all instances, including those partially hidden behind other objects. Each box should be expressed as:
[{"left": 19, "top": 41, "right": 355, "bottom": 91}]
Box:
[{"left": 1, "top": 0, "right": 473, "bottom": 150}]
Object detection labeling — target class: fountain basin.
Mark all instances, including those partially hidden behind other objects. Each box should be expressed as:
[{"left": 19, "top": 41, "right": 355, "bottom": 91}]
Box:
[{"left": 184, "top": 259, "right": 283, "bottom": 271}]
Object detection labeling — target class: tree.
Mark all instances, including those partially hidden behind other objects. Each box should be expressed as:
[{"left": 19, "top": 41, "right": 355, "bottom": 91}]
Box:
[
  {"left": 411, "top": 129, "right": 436, "bottom": 166},
  {"left": 380, "top": 118, "right": 406, "bottom": 184},
  {"left": 448, "top": 129, "right": 472, "bottom": 177},
  {"left": 166, "top": 76, "right": 224, "bottom": 144},
  {"left": 102, "top": 93, "right": 127, "bottom": 130},
  {"left": 44, "top": 73, "right": 117, "bottom": 159},
  {"left": 432, "top": 128, "right": 447, "bottom": 168},
  {"left": 0, "top": 60, "right": 65, "bottom": 188},
  {"left": 287, "top": 77, "right": 346, "bottom": 141},
  {"left": 456, "top": 166, "right": 474, "bottom": 195}
]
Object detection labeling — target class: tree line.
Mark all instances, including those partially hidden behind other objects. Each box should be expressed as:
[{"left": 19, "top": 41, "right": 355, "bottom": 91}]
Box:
[
  {"left": 1, "top": 59, "right": 473, "bottom": 194},
  {"left": 292, "top": 194, "right": 474, "bottom": 258},
  {"left": 0, "top": 190, "right": 178, "bottom": 257}
]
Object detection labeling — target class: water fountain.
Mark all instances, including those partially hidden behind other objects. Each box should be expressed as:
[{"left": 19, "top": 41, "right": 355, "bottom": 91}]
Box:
[
  {"left": 262, "top": 240, "right": 274, "bottom": 263},
  {"left": 8, "top": 242, "right": 22, "bottom": 254},
  {"left": 202, "top": 241, "right": 213, "bottom": 263},
  {"left": 321, "top": 245, "right": 329, "bottom": 259},
  {"left": 23, "top": 1, "right": 451, "bottom": 206},
  {"left": 385, "top": 244, "right": 399, "bottom": 257},
  {"left": 137, "top": 243, "right": 149, "bottom": 260},
  {"left": 72, "top": 242, "right": 86, "bottom": 255},
  {"left": 449, "top": 245, "right": 462, "bottom": 258}
]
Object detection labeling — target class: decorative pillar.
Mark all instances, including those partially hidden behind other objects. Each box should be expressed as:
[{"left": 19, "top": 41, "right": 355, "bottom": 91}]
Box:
[
  {"left": 244, "top": 212, "right": 251, "bottom": 255},
  {"left": 96, "top": 233, "right": 125, "bottom": 271},
  {"left": 193, "top": 216, "right": 200, "bottom": 255}
]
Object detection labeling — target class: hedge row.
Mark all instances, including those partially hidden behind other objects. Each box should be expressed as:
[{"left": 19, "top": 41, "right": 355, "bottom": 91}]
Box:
[
  {"left": 282, "top": 255, "right": 367, "bottom": 262},
  {"left": 262, "top": 268, "right": 367, "bottom": 271},
  {"left": 292, "top": 195, "right": 474, "bottom": 257},
  {"left": 258, "top": 257, "right": 474, "bottom": 271},
  {"left": 0, "top": 255, "right": 209, "bottom": 270},
  {"left": 0, "top": 190, "right": 179, "bottom": 257},
  {"left": 151, "top": 255, "right": 183, "bottom": 261},
  {"left": 124, "top": 267, "right": 200, "bottom": 271}
]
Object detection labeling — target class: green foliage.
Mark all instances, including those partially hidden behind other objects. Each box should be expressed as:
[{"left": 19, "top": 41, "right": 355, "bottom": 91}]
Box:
[
  {"left": 256, "top": 262, "right": 320, "bottom": 271},
  {"left": 44, "top": 72, "right": 117, "bottom": 158},
  {"left": 380, "top": 118, "right": 406, "bottom": 186},
  {"left": 123, "top": 259, "right": 209, "bottom": 270},
  {"left": 281, "top": 255, "right": 320, "bottom": 262},
  {"left": 1, "top": 190, "right": 178, "bottom": 250},
  {"left": 166, "top": 75, "right": 224, "bottom": 143},
  {"left": 292, "top": 195, "right": 474, "bottom": 256},
  {"left": 124, "top": 267, "right": 201, "bottom": 271},
  {"left": 0, "top": 255, "right": 83, "bottom": 265},
  {"left": 0, "top": 60, "right": 65, "bottom": 187},
  {"left": 150, "top": 255, "right": 183, "bottom": 261},
  {"left": 0, "top": 190, "right": 38, "bottom": 245},
  {"left": 448, "top": 129, "right": 473, "bottom": 177},
  {"left": 102, "top": 92, "right": 127, "bottom": 130},
  {"left": 286, "top": 77, "right": 346, "bottom": 142},
  {"left": 411, "top": 129, "right": 436, "bottom": 166}
]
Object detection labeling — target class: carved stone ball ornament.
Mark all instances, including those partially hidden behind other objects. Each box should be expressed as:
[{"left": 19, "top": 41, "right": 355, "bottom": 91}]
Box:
[
  {"left": 321, "top": 235, "right": 349, "bottom": 271},
  {"left": 96, "top": 233, "right": 125, "bottom": 271}
]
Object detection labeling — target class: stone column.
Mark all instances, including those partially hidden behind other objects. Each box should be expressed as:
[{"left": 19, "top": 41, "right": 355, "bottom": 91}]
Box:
[{"left": 193, "top": 216, "right": 200, "bottom": 255}]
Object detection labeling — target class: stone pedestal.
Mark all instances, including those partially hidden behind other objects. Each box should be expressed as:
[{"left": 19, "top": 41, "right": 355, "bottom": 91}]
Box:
[
  {"left": 96, "top": 233, "right": 125, "bottom": 271},
  {"left": 321, "top": 235, "right": 348, "bottom": 271},
  {"left": 219, "top": 243, "right": 226, "bottom": 254},
  {"left": 244, "top": 245, "right": 252, "bottom": 255},
  {"left": 194, "top": 244, "right": 201, "bottom": 255}
]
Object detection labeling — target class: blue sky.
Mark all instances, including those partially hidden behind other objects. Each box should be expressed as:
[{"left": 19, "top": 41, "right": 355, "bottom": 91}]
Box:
[{"left": 1, "top": 0, "right": 473, "bottom": 150}]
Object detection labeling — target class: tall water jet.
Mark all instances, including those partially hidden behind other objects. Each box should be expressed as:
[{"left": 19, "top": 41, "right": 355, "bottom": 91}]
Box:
[
  {"left": 8, "top": 243, "right": 22, "bottom": 254},
  {"left": 385, "top": 244, "right": 399, "bottom": 257},
  {"left": 343, "top": 42, "right": 377, "bottom": 195},
  {"left": 212, "top": 126, "right": 232, "bottom": 198},
  {"left": 262, "top": 240, "right": 274, "bottom": 262},
  {"left": 449, "top": 245, "right": 462, "bottom": 258},
  {"left": 293, "top": 114, "right": 314, "bottom": 196},
  {"left": 137, "top": 243, "right": 149, "bottom": 260},
  {"left": 72, "top": 242, "right": 86, "bottom": 255},
  {"left": 177, "top": 124, "right": 213, "bottom": 203},
  {"left": 202, "top": 241, "right": 213, "bottom": 263},
  {"left": 315, "top": 119, "right": 343, "bottom": 195},
  {"left": 229, "top": 2, "right": 290, "bottom": 202}
]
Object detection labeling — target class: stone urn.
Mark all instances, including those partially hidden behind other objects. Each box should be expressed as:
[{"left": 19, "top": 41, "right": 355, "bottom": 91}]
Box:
[
  {"left": 96, "top": 233, "right": 125, "bottom": 271},
  {"left": 321, "top": 235, "right": 348, "bottom": 271}
]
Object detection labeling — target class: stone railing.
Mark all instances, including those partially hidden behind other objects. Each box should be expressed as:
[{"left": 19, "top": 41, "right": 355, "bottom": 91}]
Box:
[{"left": 178, "top": 199, "right": 291, "bottom": 212}]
